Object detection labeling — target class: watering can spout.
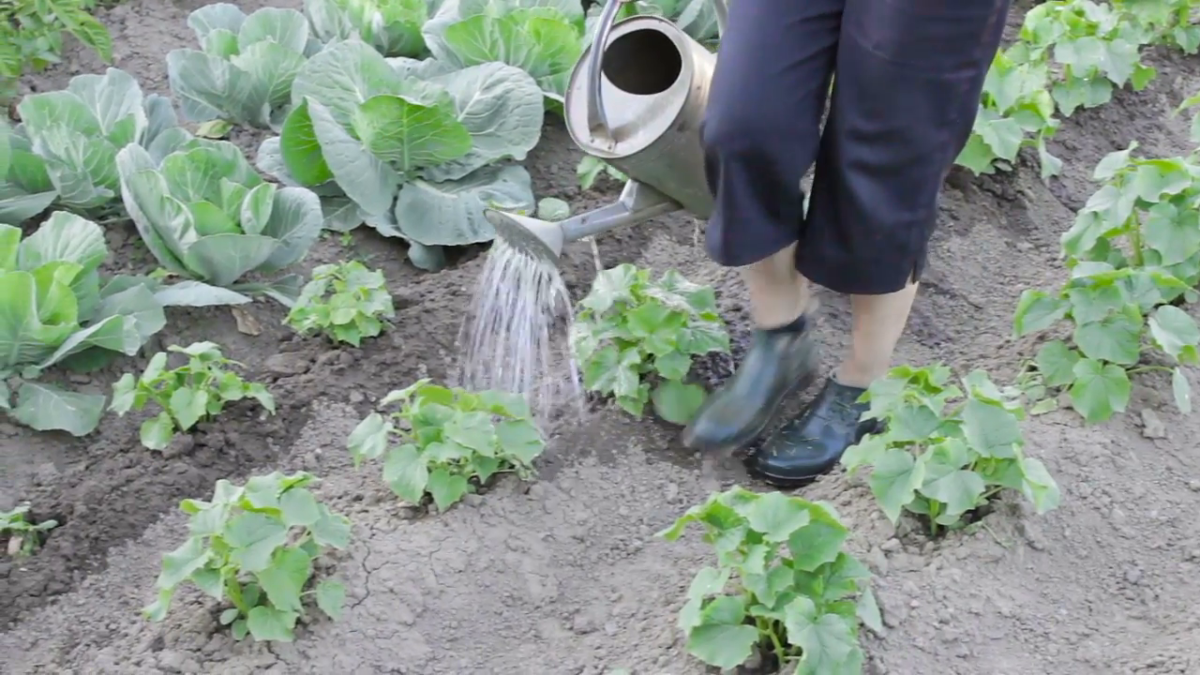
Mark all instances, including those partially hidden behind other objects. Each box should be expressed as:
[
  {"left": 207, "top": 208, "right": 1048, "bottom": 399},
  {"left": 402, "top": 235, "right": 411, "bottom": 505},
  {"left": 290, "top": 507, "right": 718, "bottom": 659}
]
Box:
[{"left": 487, "top": 180, "right": 682, "bottom": 264}]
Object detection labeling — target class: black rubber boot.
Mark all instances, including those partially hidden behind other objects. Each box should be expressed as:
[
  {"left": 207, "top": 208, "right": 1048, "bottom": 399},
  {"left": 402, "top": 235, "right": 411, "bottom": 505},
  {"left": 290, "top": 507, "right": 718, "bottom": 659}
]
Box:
[
  {"left": 746, "top": 377, "right": 883, "bottom": 487},
  {"left": 681, "top": 316, "right": 820, "bottom": 453}
]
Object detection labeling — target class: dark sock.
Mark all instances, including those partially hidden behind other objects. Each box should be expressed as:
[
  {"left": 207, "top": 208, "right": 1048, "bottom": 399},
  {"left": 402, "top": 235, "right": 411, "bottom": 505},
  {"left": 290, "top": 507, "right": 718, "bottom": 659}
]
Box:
[{"left": 763, "top": 313, "right": 807, "bottom": 335}]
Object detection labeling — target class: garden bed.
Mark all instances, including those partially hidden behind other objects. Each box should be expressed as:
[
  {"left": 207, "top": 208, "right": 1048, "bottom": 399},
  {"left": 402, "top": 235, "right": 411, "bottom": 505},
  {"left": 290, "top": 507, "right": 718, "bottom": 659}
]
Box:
[{"left": 2, "top": 0, "right": 1200, "bottom": 673}]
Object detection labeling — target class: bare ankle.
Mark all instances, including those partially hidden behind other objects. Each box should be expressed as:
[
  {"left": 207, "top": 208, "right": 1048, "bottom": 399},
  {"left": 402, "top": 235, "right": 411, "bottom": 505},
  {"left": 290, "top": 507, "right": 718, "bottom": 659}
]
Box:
[{"left": 834, "top": 364, "right": 878, "bottom": 390}]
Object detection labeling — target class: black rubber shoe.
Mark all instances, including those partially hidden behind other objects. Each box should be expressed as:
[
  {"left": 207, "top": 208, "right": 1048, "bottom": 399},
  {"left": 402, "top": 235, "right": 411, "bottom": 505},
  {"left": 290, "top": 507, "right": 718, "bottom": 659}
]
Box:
[
  {"left": 681, "top": 316, "right": 820, "bottom": 453},
  {"left": 746, "top": 377, "right": 883, "bottom": 487}
]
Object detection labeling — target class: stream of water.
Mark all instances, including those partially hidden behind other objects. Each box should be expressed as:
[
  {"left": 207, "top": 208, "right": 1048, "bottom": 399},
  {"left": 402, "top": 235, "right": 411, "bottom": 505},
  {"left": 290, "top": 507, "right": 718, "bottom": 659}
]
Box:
[{"left": 457, "top": 239, "right": 584, "bottom": 421}]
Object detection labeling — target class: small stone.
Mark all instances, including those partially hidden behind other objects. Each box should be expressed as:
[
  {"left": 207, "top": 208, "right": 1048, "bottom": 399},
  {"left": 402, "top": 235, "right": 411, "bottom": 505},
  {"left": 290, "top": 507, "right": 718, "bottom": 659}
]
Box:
[
  {"left": 0, "top": 423, "right": 19, "bottom": 436},
  {"left": 865, "top": 547, "right": 889, "bottom": 576},
  {"left": 1141, "top": 409, "right": 1166, "bottom": 439},
  {"left": 1017, "top": 521, "right": 1048, "bottom": 551},
  {"left": 157, "top": 650, "right": 187, "bottom": 673},
  {"left": 349, "top": 390, "right": 366, "bottom": 404},
  {"left": 67, "top": 373, "right": 91, "bottom": 384},
  {"left": 1125, "top": 567, "right": 1143, "bottom": 584},
  {"left": 881, "top": 538, "right": 902, "bottom": 553},
  {"left": 264, "top": 352, "right": 312, "bottom": 375},
  {"left": 315, "top": 350, "right": 343, "bottom": 367},
  {"left": 161, "top": 434, "right": 195, "bottom": 459},
  {"left": 1187, "top": 480, "right": 1200, "bottom": 493}
]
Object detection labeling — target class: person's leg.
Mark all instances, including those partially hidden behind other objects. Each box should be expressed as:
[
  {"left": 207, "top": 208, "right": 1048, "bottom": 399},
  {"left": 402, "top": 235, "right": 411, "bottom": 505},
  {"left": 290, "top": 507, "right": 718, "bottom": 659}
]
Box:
[
  {"left": 747, "top": 0, "right": 1013, "bottom": 485},
  {"left": 680, "top": 0, "right": 842, "bottom": 452}
]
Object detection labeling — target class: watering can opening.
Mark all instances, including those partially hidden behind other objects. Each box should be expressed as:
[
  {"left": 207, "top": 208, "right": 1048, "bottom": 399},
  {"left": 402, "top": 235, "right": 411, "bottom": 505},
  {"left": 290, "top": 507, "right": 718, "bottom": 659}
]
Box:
[{"left": 600, "top": 29, "right": 685, "bottom": 97}]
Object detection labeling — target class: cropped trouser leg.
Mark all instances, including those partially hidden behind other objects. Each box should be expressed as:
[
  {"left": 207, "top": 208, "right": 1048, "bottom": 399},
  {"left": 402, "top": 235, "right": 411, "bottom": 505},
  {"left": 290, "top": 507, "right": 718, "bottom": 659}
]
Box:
[{"left": 702, "top": 0, "right": 1012, "bottom": 296}]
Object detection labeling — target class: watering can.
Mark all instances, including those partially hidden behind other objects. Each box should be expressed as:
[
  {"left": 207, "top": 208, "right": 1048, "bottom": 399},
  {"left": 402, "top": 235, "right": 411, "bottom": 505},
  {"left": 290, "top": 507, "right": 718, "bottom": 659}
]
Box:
[{"left": 484, "top": 0, "right": 728, "bottom": 264}]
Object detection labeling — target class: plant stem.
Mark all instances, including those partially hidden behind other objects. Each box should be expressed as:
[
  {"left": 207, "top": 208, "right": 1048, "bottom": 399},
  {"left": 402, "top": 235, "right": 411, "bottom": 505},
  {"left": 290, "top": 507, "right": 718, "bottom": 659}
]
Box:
[
  {"left": 226, "top": 577, "right": 248, "bottom": 615},
  {"left": 1127, "top": 215, "right": 1145, "bottom": 267},
  {"left": 979, "top": 521, "right": 1010, "bottom": 548},
  {"left": 1128, "top": 365, "right": 1172, "bottom": 375},
  {"left": 758, "top": 618, "right": 788, "bottom": 666}
]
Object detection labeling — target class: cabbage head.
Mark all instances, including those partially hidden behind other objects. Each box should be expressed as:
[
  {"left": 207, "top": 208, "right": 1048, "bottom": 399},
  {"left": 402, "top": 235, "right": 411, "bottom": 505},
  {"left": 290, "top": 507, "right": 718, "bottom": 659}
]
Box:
[
  {"left": 116, "top": 140, "right": 324, "bottom": 306},
  {"left": 0, "top": 212, "right": 167, "bottom": 436},
  {"left": 423, "top": 0, "right": 585, "bottom": 105},
  {"left": 16, "top": 68, "right": 192, "bottom": 213},
  {"left": 304, "top": 0, "right": 435, "bottom": 57},
  {"left": 168, "top": 3, "right": 324, "bottom": 131},
  {"left": 0, "top": 119, "right": 57, "bottom": 225},
  {"left": 255, "top": 39, "right": 543, "bottom": 271}
]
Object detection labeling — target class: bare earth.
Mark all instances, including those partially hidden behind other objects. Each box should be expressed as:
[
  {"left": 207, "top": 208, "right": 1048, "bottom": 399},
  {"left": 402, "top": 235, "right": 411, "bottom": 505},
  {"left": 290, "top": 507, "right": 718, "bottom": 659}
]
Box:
[{"left": 2, "top": 1, "right": 1200, "bottom": 674}]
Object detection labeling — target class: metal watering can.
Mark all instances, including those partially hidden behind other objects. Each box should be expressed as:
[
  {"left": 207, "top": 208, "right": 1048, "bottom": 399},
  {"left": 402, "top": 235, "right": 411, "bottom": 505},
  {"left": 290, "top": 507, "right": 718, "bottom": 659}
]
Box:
[{"left": 485, "top": 0, "right": 728, "bottom": 264}]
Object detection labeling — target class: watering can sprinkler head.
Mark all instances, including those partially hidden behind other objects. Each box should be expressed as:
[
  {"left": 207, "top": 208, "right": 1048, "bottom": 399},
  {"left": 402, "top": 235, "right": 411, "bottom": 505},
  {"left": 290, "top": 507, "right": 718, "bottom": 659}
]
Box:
[
  {"left": 487, "top": 180, "right": 683, "bottom": 266},
  {"left": 485, "top": 209, "right": 566, "bottom": 264}
]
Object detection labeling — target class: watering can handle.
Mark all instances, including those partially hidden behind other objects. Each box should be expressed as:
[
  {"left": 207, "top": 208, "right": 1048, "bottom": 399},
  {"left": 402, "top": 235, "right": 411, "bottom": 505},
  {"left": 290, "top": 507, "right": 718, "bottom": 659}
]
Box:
[{"left": 586, "top": 0, "right": 728, "bottom": 142}]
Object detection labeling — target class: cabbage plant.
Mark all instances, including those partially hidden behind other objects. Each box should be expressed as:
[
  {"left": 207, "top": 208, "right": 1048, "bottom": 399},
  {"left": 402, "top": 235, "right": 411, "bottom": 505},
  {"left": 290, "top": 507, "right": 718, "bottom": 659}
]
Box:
[
  {"left": 617, "top": 0, "right": 722, "bottom": 44},
  {"left": 423, "top": 0, "right": 586, "bottom": 105},
  {"left": 0, "top": 120, "right": 57, "bottom": 225},
  {"left": 304, "top": 0, "right": 436, "bottom": 57},
  {"left": 16, "top": 68, "right": 192, "bottom": 213},
  {"left": 168, "top": 3, "right": 323, "bottom": 132},
  {"left": 255, "top": 39, "right": 543, "bottom": 271},
  {"left": 0, "top": 212, "right": 167, "bottom": 436},
  {"left": 116, "top": 139, "right": 324, "bottom": 306}
]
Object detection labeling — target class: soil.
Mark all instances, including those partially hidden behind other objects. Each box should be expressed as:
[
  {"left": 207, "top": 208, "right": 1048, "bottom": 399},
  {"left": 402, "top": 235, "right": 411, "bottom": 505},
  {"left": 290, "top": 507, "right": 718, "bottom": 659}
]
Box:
[{"left": 3, "top": 1, "right": 1200, "bottom": 674}]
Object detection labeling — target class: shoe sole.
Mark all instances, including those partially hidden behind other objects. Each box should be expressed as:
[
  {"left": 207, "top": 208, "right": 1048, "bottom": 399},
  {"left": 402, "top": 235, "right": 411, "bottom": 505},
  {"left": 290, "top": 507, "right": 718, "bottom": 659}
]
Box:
[
  {"left": 680, "top": 368, "right": 819, "bottom": 454},
  {"left": 748, "top": 462, "right": 826, "bottom": 488}
]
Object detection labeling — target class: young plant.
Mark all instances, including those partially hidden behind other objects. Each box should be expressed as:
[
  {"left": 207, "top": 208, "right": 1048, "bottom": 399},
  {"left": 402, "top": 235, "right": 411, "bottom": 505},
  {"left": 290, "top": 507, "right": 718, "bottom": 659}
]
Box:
[
  {"left": 1111, "top": 0, "right": 1200, "bottom": 54},
  {"left": 1, "top": 504, "right": 58, "bottom": 557},
  {"left": 285, "top": 261, "right": 395, "bottom": 346},
  {"left": 841, "top": 365, "right": 1061, "bottom": 535},
  {"left": 572, "top": 264, "right": 730, "bottom": 425},
  {"left": 1060, "top": 142, "right": 1200, "bottom": 284},
  {"left": 347, "top": 380, "right": 546, "bottom": 511},
  {"left": 1015, "top": 143, "right": 1200, "bottom": 422},
  {"left": 110, "top": 342, "right": 276, "bottom": 451},
  {"left": 0, "top": 0, "right": 113, "bottom": 104},
  {"left": 1013, "top": 266, "right": 1198, "bottom": 422},
  {"left": 1014, "top": 0, "right": 1158, "bottom": 116},
  {"left": 956, "top": 48, "right": 1062, "bottom": 179},
  {"left": 143, "top": 471, "right": 351, "bottom": 642},
  {"left": 658, "top": 487, "right": 881, "bottom": 672}
]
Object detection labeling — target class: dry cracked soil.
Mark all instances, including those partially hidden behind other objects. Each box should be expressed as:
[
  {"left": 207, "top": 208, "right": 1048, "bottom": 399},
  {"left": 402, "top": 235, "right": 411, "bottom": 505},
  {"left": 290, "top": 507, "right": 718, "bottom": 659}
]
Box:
[{"left": 2, "top": 1, "right": 1200, "bottom": 674}]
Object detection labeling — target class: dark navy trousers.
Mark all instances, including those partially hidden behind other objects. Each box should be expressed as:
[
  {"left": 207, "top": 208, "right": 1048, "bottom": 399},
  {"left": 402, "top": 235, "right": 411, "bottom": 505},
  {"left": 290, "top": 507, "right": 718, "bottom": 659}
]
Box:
[{"left": 702, "top": 0, "right": 1012, "bottom": 295}]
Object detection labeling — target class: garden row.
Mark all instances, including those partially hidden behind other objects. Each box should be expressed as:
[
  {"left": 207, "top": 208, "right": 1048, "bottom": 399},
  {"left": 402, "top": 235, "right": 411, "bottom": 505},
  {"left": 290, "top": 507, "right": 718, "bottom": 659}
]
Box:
[{"left": 4, "top": 0, "right": 1200, "bottom": 673}]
